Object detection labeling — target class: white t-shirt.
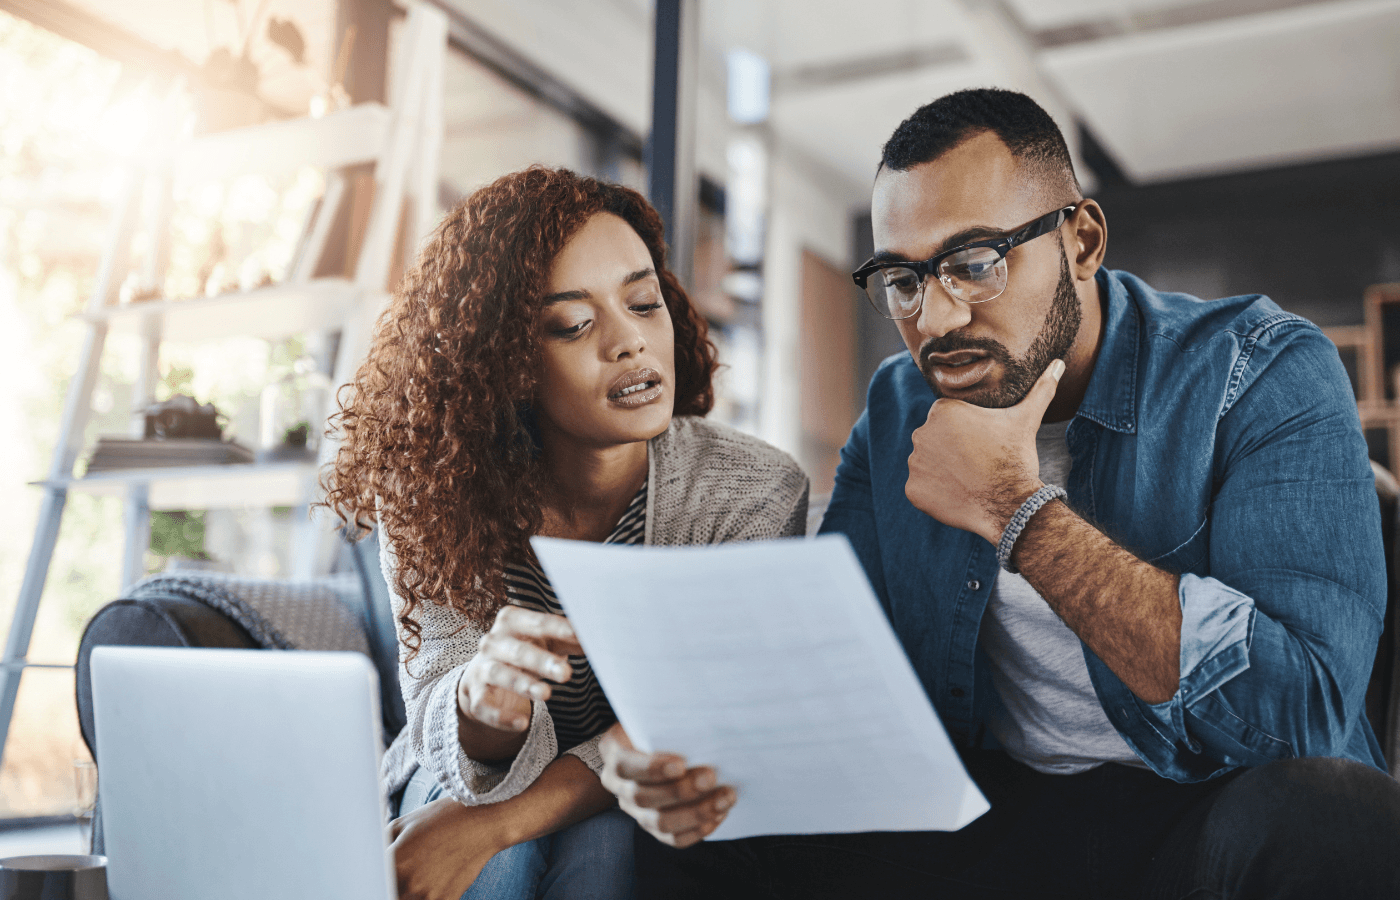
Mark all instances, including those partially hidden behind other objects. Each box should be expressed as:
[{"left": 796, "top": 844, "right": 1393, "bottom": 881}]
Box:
[{"left": 979, "top": 419, "right": 1146, "bottom": 774}]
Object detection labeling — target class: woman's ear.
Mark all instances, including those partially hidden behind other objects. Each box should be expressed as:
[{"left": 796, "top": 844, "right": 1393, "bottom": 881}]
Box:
[{"left": 1070, "top": 199, "right": 1108, "bottom": 280}]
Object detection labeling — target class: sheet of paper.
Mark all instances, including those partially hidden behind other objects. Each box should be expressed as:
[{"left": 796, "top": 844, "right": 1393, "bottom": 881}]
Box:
[{"left": 530, "top": 534, "right": 990, "bottom": 840}]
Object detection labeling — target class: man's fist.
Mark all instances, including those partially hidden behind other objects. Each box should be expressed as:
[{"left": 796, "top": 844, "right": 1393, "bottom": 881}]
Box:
[{"left": 906, "top": 359, "right": 1065, "bottom": 544}]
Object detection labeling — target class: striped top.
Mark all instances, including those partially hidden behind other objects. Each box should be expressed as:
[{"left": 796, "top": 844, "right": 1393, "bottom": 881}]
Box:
[{"left": 502, "top": 481, "right": 646, "bottom": 751}]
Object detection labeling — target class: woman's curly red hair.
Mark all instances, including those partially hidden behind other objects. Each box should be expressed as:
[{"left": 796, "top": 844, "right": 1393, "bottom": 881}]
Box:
[{"left": 321, "top": 167, "right": 717, "bottom": 653}]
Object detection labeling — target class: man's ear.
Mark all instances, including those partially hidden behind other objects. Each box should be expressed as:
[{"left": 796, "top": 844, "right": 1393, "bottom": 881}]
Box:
[{"left": 1069, "top": 199, "right": 1108, "bottom": 281}]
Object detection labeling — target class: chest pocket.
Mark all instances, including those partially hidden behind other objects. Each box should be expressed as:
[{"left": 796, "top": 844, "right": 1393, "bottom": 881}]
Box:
[{"left": 1143, "top": 516, "right": 1211, "bottom": 575}]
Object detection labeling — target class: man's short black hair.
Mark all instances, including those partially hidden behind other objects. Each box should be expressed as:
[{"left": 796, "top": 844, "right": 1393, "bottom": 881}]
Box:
[{"left": 880, "top": 88, "right": 1080, "bottom": 197}]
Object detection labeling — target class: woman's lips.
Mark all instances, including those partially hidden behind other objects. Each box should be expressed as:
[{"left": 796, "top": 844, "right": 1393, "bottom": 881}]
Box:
[
  {"left": 928, "top": 356, "right": 995, "bottom": 392},
  {"left": 608, "top": 368, "right": 664, "bottom": 408}
]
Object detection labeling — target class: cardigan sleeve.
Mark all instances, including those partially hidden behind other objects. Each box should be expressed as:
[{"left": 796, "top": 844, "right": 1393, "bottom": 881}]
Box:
[
  {"left": 378, "top": 537, "right": 558, "bottom": 806},
  {"left": 561, "top": 733, "right": 604, "bottom": 777}
]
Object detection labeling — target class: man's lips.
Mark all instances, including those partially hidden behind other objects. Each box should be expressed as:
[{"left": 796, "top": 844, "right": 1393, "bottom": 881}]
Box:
[
  {"left": 607, "top": 367, "right": 664, "bottom": 407},
  {"left": 923, "top": 350, "right": 988, "bottom": 368},
  {"left": 923, "top": 352, "right": 995, "bottom": 391}
]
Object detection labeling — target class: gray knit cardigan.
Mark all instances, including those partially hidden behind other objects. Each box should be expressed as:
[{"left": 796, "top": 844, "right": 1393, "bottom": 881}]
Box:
[{"left": 379, "top": 415, "right": 810, "bottom": 806}]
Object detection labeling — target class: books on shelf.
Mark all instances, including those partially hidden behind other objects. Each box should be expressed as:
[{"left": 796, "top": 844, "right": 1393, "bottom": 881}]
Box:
[{"left": 84, "top": 437, "right": 255, "bottom": 474}]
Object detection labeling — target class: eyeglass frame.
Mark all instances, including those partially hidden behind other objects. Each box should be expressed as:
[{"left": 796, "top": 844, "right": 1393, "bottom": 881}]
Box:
[{"left": 851, "top": 203, "right": 1081, "bottom": 319}]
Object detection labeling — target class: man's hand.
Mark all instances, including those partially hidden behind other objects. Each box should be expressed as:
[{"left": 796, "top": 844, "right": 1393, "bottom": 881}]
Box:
[
  {"left": 906, "top": 359, "right": 1065, "bottom": 544},
  {"left": 599, "top": 724, "right": 733, "bottom": 848},
  {"left": 388, "top": 796, "right": 507, "bottom": 900},
  {"left": 459, "top": 606, "right": 584, "bottom": 732}
]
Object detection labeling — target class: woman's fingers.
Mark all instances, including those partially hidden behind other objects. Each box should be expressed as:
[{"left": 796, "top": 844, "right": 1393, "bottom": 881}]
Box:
[
  {"left": 636, "top": 786, "right": 735, "bottom": 836},
  {"left": 494, "top": 607, "right": 585, "bottom": 657},
  {"left": 626, "top": 765, "right": 716, "bottom": 806},
  {"left": 661, "top": 818, "right": 721, "bottom": 850},
  {"left": 461, "top": 678, "right": 533, "bottom": 731},
  {"left": 609, "top": 740, "right": 687, "bottom": 784},
  {"left": 479, "top": 632, "right": 572, "bottom": 686},
  {"left": 599, "top": 725, "right": 735, "bottom": 845},
  {"left": 458, "top": 607, "right": 585, "bottom": 732}
]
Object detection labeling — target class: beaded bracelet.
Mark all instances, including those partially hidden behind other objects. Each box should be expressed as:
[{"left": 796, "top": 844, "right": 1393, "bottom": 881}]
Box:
[{"left": 996, "top": 484, "right": 1067, "bottom": 574}]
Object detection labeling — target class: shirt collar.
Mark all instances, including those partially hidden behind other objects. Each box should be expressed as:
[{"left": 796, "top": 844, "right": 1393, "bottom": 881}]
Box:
[{"left": 1073, "top": 267, "right": 1139, "bottom": 434}]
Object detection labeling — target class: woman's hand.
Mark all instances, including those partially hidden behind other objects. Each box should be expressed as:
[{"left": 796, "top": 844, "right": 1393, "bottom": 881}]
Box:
[
  {"left": 459, "top": 606, "right": 584, "bottom": 733},
  {"left": 388, "top": 796, "right": 508, "bottom": 900},
  {"left": 599, "top": 723, "right": 734, "bottom": 848}
]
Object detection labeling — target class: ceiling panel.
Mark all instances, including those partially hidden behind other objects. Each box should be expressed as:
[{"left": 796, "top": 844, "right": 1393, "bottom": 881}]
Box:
[
  {"left": 705, "top": 0, "right": 972, "bottom": 71},
  {"left": 1042, "top": 0, "right": 1400, "bottom": 181},
  {"left": 770, "top": 61, "right": 1006, "bottom": 186},
  {"left": 1005, "top": 0, "right": 1245, "bottom": 31}
]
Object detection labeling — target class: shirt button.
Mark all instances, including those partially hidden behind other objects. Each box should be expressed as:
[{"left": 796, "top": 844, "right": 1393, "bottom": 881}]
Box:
[
  {"left": 967, "top": 580, "right": 980, "bottom": 591},
  {"left": 950, "top": 687, "right": 965, "bottom": 698}
]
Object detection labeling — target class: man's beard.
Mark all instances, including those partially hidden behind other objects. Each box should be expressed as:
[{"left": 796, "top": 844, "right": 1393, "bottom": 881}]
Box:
[{"left": 917, "top": 241, "right": 1081, "bottom": 409}]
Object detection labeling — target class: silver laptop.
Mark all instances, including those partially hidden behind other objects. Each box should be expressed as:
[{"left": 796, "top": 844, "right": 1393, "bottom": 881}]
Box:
[{"left": 90, "top": 647, "right": 396, "bottom": 900}]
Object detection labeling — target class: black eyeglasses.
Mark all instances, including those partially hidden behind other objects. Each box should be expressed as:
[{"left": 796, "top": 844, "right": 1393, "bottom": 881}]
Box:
[{"left": 852, "top": 204, "right": 1078, "bottom": 320}]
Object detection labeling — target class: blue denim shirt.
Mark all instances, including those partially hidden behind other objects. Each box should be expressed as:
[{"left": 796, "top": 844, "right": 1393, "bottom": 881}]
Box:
[{"left": 820, "top": 268, "right": 1387, "bottom": 782}]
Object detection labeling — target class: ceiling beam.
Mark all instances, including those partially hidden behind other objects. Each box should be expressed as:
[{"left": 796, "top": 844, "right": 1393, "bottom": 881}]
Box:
[{"left": 1031, "top": 0, "right": 1354, "bottom": 49}]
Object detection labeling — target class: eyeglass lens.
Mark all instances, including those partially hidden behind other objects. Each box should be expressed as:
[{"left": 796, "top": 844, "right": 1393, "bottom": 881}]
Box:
[{"left": 862, "top": 247, "right": 1009, "bottom": 319}]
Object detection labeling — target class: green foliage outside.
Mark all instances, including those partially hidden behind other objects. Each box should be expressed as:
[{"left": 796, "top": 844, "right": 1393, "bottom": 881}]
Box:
[{"left": 149, "top": 511, "right": 209, "bottom": 561}]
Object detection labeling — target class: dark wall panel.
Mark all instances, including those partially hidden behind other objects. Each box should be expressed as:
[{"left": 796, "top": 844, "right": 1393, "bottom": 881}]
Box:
[{"left": 1092, "top": 150, "right": 1400, "bottom": 328}]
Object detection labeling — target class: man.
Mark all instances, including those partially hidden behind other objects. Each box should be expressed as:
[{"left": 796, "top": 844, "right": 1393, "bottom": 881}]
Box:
[{"left": 600, "top": 88, "right": 1400, "bottom": 897}]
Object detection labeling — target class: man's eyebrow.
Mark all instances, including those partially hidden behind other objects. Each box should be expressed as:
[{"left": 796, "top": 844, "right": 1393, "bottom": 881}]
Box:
[
  {"left": 544, "top": 268, "right": 656, "bottom": 304},
  {"left": 872, "top": 224, "right": 1007, "bottom": 265}
]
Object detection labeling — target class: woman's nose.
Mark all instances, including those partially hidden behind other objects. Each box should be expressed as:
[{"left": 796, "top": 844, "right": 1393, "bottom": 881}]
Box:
[{"left": 604, "top": 314, "right": 646, "bottom": 361}]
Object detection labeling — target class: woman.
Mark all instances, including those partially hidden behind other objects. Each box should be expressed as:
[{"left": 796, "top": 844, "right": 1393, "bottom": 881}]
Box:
[{"left": 323, "top": 167, "right": 809, "bottom": 900}]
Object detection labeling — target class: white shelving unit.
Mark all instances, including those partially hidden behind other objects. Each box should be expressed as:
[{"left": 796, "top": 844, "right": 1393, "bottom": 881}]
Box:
[
  {"left": 0, "top": 3, "right": 448, "bottom": 767},
  {"left": 45, "top": 461, "right": 321, "bottom": 511},
  {"left": 89, "top": 278, "right": 365, "bottom": 344}
]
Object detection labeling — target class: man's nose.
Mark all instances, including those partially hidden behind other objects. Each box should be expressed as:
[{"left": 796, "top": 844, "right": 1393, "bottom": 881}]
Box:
[{"left": 915, "top": 279, "right": 972, "bottom": 339}]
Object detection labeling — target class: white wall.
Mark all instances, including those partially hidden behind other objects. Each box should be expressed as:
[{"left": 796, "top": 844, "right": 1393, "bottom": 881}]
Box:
[{"left": 759, "top": 138, "right": 865, "bottom": 461}]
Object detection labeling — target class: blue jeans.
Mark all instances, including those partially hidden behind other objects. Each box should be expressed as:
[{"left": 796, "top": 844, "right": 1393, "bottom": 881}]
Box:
[{"left": 398, "top": 765, "right": 636, "bottom": 900}]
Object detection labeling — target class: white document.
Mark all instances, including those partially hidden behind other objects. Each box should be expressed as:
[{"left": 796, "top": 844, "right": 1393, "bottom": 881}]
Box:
[{"left": 530, "top": 533, "right": 990, "bottom": 840}]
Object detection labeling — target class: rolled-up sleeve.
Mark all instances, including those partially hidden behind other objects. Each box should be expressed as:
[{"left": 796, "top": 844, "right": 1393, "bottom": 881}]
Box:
[{"left": 1142, "top": 573, "right": 1254, "bottom": 741}]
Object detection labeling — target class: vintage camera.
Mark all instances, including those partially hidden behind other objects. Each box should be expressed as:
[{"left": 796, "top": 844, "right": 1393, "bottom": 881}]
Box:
[{"left": 142, "top": 394, "right": 223, "bottom": 440}]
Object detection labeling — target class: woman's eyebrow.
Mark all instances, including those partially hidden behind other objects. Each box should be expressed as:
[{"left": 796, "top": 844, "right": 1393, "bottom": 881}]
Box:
[{"left": 544, "top": 268, "right": 656, "bottom": 304}]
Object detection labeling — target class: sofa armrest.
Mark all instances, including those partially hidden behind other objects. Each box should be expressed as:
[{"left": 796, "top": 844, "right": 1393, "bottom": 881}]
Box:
[
  {"left": 74, "top": 594, "right": 259, "bottom": 856},
  {"left": 75, "top": 594, "right": 258, "bottom": 759}
]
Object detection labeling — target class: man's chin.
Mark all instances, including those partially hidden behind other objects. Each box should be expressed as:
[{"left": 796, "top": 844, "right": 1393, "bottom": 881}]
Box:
[{"left": 922, "top": 364, "right": 1009, "bottom": 408}]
